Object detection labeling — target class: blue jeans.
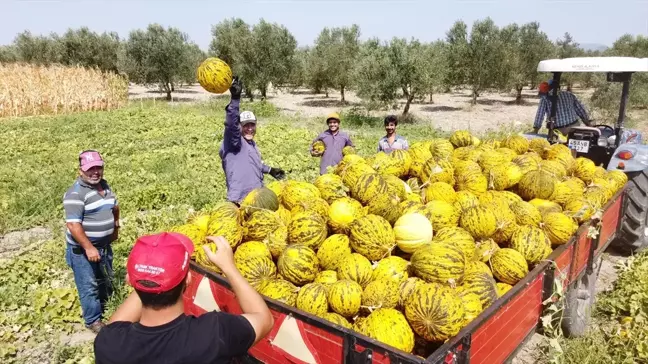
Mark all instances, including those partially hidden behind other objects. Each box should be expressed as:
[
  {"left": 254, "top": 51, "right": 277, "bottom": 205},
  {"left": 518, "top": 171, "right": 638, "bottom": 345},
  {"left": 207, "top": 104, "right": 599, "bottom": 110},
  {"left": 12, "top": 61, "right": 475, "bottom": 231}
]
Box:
[{"left": 65, "top": 243, "right": 114, "bottom": 326}]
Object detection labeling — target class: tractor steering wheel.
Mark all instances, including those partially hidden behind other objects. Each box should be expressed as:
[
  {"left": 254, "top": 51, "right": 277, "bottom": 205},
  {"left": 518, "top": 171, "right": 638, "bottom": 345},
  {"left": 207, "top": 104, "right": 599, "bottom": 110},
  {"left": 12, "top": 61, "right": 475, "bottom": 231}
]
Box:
[{"left": 592, "top": 124, "right": 614, "bottom": 132}]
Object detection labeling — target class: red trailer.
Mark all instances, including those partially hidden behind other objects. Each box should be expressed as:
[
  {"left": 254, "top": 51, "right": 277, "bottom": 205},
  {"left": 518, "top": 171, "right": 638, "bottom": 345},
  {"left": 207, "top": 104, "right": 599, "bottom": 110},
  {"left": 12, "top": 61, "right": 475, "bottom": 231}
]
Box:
[
  {"left": 182, "top": 188, "right": 625, "bottom": 364},
  {"left": 183, "top": 57, "right": 648, "bottom": 363}
]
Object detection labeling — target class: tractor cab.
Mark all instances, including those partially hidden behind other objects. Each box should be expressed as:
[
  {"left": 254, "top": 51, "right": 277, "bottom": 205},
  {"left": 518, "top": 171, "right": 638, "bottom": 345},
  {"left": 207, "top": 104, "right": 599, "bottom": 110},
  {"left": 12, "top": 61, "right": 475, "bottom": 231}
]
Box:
[{"left": 526, "top": 56, "right": 648, "bottom": 170}]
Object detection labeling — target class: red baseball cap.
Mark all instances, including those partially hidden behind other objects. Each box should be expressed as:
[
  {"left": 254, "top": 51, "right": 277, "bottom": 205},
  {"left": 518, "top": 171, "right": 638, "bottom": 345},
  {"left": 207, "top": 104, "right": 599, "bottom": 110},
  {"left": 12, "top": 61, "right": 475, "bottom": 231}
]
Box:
[
  {"left": 127, "top": 232, "right": 195, "bottom": 293},
  {"left": 79, "top": 150, "right": 104, "bottom": 171}
]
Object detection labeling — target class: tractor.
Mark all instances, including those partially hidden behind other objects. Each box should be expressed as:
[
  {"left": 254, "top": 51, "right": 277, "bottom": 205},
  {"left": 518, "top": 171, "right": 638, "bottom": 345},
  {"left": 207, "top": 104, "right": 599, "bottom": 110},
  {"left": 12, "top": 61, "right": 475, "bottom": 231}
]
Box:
[{"left": 525, "top": 56, "right": 648, "bottom": 254}]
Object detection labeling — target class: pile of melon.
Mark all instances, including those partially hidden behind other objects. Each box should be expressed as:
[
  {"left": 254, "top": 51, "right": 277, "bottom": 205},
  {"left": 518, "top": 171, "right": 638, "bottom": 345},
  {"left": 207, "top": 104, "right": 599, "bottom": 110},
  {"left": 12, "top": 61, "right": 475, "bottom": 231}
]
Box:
[{"left": 171, "top": 130, "right": 627, "bottom": 357}]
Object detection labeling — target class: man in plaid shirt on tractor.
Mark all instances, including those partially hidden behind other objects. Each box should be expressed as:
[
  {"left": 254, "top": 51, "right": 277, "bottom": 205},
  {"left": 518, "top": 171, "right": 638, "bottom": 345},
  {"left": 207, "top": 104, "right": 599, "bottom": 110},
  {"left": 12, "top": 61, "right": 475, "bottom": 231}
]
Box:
[{"left": 532, "top": 80, "right": 592, "bottom": 136}]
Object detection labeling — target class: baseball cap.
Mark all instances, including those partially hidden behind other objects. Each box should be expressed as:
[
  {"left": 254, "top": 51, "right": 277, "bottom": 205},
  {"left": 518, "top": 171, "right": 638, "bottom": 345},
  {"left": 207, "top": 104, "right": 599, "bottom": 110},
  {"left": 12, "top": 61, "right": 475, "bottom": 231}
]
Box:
[
  {"left": 326, "top": 112, "right": 340, "bottom": 123},
  {"left": 79, "top": 150, "right": 104, "bottom": 171},
  {"left": 127, "top": 232, "right": 195, "bottom": 294},
  {"left": 240, "top": 111, "right": 257, "bottom": 125}
]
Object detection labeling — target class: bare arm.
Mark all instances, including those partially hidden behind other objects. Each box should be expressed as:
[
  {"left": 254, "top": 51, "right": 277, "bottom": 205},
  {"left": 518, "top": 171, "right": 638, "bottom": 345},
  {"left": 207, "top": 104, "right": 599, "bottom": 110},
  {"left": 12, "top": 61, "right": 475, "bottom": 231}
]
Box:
[
  {"left": 204, "top": 237, "right": 274, "bottom": 345},
  {"left": 66, "top": 223, "right": 95, "bottom": 251},
  {"left": 108, "top": 291, "right": 142, "bottom": 324}
]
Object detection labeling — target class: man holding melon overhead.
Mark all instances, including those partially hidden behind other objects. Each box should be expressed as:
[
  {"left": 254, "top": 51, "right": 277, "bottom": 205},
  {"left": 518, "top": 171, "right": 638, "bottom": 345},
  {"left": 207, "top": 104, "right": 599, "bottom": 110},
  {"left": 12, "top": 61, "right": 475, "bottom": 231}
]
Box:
[
  {"left": 310, "top": 112, "right": 355, "bottom": 175},
  {"left": 377, "top": 114, "right": 409, "bottom": 153},
  {"left": 219, "top": 76, "right": 285, "bottom": 204}
]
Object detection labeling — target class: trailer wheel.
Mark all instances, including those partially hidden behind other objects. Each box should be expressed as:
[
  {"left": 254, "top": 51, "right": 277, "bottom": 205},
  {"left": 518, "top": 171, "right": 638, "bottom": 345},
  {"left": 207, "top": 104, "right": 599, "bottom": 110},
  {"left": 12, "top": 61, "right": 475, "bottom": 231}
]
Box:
[
  {"left": 561, "top": 257, "right": 602, "bottom": 337},
  {"left": 612, "top": 169, "right": 648, "bottom": 254}
]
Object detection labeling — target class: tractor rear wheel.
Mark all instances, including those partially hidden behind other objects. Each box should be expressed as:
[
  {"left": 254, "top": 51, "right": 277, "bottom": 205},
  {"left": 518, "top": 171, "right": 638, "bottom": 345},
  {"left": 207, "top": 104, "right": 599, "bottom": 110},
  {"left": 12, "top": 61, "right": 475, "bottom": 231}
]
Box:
[{"left": 611, "top": 168, "right": 648, "bottom": 254}]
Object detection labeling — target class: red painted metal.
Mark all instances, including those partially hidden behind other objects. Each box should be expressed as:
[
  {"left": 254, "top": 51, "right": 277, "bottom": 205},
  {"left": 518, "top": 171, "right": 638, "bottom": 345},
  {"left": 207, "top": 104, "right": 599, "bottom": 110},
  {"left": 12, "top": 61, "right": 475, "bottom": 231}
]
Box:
[
  {"left": 181, "top": 187, "right": 628, "bottom": 364},
  {"left": 468, "top": 272, "right": 545, "bottom": 364}
]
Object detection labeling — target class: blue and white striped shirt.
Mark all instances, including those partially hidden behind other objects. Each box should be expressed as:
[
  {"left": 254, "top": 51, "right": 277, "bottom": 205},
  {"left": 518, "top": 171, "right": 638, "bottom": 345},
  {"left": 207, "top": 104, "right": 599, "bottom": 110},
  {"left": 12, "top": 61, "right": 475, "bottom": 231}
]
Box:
[
  {"left": 377, "top": 135, "right": 409, "bottom": 153},
  {"left": 533, "top": 92, "right": 590, "bottom": 129},
  {"left": 63, "top": 177, "right": 118, "bottom": 247}
]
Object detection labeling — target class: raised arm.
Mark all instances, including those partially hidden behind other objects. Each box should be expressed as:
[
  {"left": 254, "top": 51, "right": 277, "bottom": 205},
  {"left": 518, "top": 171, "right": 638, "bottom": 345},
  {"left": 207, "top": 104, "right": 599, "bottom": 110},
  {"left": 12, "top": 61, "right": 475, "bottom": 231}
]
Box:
[{"left": 223, "top": 77, "right": 244, "bottom": 153}]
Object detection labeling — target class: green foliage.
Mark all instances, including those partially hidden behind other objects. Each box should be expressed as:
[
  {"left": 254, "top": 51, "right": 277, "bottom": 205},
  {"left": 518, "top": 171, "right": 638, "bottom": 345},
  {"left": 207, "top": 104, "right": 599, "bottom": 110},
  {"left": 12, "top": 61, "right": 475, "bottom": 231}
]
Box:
[
  {"left": 445, "top": 18, "right": 506, "bottom": 104},
  {"left": 122, "top": 24, "right": 203, "bottom": 100},
  {"left": 209, "top": 18, "right": 297, "bottom": 99}
]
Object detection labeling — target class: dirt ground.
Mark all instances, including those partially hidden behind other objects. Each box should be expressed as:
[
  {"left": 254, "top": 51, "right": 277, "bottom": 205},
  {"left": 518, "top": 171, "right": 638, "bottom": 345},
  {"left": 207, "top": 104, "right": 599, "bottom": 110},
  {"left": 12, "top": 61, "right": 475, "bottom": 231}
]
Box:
[{"left": 128, "top": 84, "right": 589, "bottom": 134}]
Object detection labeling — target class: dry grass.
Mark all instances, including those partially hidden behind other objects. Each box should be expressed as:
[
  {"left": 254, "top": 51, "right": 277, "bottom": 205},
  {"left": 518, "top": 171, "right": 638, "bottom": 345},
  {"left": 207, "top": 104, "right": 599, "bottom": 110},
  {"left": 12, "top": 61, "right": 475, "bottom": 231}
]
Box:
[{"left": 0, "top": 63, "right": 128, "bottom": 117}]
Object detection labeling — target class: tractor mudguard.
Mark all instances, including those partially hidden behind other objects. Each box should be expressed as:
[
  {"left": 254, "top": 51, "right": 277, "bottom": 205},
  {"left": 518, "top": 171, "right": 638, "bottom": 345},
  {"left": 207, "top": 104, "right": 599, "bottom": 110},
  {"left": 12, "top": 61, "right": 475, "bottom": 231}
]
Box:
[{"left": 607, "top": 142, "right": 648, "bottom": 173}]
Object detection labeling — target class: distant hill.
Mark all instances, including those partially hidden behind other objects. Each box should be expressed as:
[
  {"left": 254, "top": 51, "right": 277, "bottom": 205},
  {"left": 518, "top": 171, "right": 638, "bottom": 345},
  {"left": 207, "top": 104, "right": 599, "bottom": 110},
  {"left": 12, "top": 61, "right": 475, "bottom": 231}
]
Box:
[{"left": 581, "top": 43, "right": 610, "bottom": 52}]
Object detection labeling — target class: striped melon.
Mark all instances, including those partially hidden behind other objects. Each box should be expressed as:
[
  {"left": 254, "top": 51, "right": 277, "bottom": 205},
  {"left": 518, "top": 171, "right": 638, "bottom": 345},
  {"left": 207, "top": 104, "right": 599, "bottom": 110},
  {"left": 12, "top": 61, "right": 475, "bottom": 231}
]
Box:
[
  {"left": 458, "top": 291, "right": 483, "bottom": 326},
  {"left": 398, "top": 277, "right": 425, "bottom": 308},
  {"left": 510, "top": 200, "right": 542, "bottom": 227},
  {"left": 473, "top": 238, "right": 499, "bottom": 263},
  {"left": 264, "top": 225, "right": 287, "bottom": 259},
  {"left": 234, "top": 241, "right": 272, "bottom": 263},
  {"left": 291, "top": 198, "right": 330, "bottom": 222},
  {"left": 501, "top": 135, "right": 529, "bottom": 155},
  {"left": 393, "top": 212, "right": 433, "bottom": 253},
  {"left": 490, "top": 248, "right": 529, "bottom": 285},
  {"left": 433, "top": 226, "right": 476, "bottom": 261},
  {"left": 465, "top": 261, "right": 493, "bottom": 277},
  {"left": 512, "top": 153, "right": 540, "bottom": 175},
  {"left": 276, "top": 206, "right": 292, "bottom": 226},
  {"left": 287, "top": 212, "right": 328, "bottom": 250},
  {"left": 541, "top": 212, "right": 578, "bottom": 245},
  {"left": 312, "top": 140, "right": 326, "bottom": 154},
  {"left": 172, "top": 223, "right": 207, "bottom": 249},
  {"left": 317, "top": 234, "right": 352, "bottom": 271},
  {"left": 572, "top": 157, "right": 597, "bottom": 184},
  {"left": 529, "top": 199, "right": 563, "bottom": 215},
  {"left": 328, "top": 197, "right": 366, "bottom": 234},
  {"left": 563, "top": 198, "right": 595, "bottom": 223},
  {"left": 208, "top": 201, "right": 241, "bottom": 223},
  {"left": 371, "top": 256, "right": 410, "bottom": 282},
  {"left": 205, "top": 218, "right": 242, "bottom": 248},
  {"left": 420, "top": 159, "right": 455, "bottom": 185},
  {"left": 430, "top": 138, "right": 455, "bottom": 160},
  {"left": 450, "top": 130, "right": 474, "bottom": 148},
  {"left": 509, "top": 225, "right": 550, "bottom": 265},
  {"left": 277, "top": 244, "right": 319, "bottom": 286},
  {"left": 321, "top": 312, "right": 352, "bottom": 329},
  {"left": 528, "top": 138, "right": 550, "bottom": 156},
  {"left": 258, "top": 279, "right": 299, "bottom": 306},
  {"left": 240, "top": 186, "right": 279, "bottom": 218},
  {"left": 478, "top": 151, "right": 507, "bottom": 175},
  {"left": 404, "top": 283, "right": 465, "bottom": 342},
  {"left": 455, "top": 170, "right": 488, "bottom": 194},
  {"left": 235, "top": 255, "right": 277, "bottom": 289},
  {"left": 282, "top": 181, "right": 321, "bottom": 211},
  {"left": 314, "top": 270, "right": 338, "bottom": 286},
  {"left": 383, "top": 174, "right": 408, "bottom": 200},
  {"left": 607, "top": 170, "right": 628, "bottom": 192},
  {"left": 488, "top": 162, "right": 522, "bottom": 191},
  {"left": 349, "top": 214, "right": 396, "bottom": 261},
  {"left": 518, "top": 170, "right": 557, "bottom": 201},
  {"left": 454, "top": 159, "right": 482, "bottom": 177},
  {"left": 243, "top": 209, "right": 281, "bottom": 241},
  {"left": 424, "top": 182, "right": 457, "bottom": 204},
  {"left": 459, "top": 205, "right": 497, "bottom": 240},
  {"left": 194, "top": 242, "right": 221, "bottom": 272},
  {"left": 410, "top": 242, "right": 466, "bottom": 286},
  {"left": 296, "top": 283, "right": 329, "bottom": 316},
  {"left": 420, "top": 200, "right": 460, "bottom": 230},
  {"left": 458, "top": 271, "right": 498, "bottom": 308},
  {"left": 496, "top": 282, "right": 513, "bottom": 297},
  {"left": 389, "top": 149, "right": 413, "bottom": 178},
  {"left": 314, "top": 174, "right": 348, "bottom": 203},
  {"left": 362, "top": 279, "right": 400, "bottom": 309},
  {"left": 197, "top": 57, "right": 233, "bottom": 93},
  {"left": 360, "top": 308, "right": 415, "bottom": 353},
  {"left": 337, "top": 253, "right": 373, "bottom": 288},
  {"left": 327, "top": 279, "right": 363, "bottom": 318},
  {"left": 339, "top": 159, "right": 375, "bottom": 189},
  {"left": 367, "top": 193, "right": 402, "bottom": 225},
  {"left": 453, "top": 190, "right": 480, "bottom": 212},
  {"left": 351, "top": 173, "right": 389, "bottom": 205},
  {"left": 540, "top": 160, "right": 568, "bottom": 178},
  {"left": 266, "top": 180, "right": 285, "bottom": 199}
]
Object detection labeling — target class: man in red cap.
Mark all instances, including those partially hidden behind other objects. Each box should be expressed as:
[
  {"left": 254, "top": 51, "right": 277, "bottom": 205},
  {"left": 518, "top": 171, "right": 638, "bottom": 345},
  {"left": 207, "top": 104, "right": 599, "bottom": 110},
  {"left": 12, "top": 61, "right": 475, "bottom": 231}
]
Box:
[
  {"left": 93, "top": 233, "right": 274, "bottom": 364},
  {"left": 532, "top": 80, "right": 592, "bottom": 135},
  {"left": 63, "top": 150, "right": 120, "bottom": 333}
]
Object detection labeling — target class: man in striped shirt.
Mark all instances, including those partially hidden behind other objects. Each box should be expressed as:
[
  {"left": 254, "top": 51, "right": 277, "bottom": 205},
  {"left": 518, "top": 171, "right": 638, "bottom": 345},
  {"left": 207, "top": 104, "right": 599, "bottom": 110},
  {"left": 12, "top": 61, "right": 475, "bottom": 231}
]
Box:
[
  {"left": 533, "top": 81, "right": 592, "bottom": 135},
  {"left": 63, "top": 150, "right": 120, "bottom": 333},
  {"left": 377, "top": 115, "right": 409, "bottom": 153}
]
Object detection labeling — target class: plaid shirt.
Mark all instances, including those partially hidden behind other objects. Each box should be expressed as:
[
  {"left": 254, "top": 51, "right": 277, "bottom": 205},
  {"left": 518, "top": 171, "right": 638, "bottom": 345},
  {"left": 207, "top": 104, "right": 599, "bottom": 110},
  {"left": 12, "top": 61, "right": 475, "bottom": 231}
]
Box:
[{"left": 533, "top": 91, "right": 590, "bottom": 129}]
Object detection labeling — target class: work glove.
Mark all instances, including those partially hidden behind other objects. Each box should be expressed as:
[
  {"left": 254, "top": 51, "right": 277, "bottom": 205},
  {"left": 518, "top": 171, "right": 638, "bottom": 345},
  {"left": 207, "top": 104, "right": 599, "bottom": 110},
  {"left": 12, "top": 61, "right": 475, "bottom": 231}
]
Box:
[
  {"left": 229, "top": 76, "right": 242, "bottom": 100},
  {"left": 269, "top": 167, "right": 286, "bottom": 180}
]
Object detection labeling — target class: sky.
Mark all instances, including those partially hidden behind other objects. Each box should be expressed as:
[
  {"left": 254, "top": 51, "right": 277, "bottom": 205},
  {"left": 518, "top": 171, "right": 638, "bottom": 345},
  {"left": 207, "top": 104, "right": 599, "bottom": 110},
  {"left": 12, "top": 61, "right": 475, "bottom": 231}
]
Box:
[{"left": 3, "top": 0, "right": 648, "bottom": 50}]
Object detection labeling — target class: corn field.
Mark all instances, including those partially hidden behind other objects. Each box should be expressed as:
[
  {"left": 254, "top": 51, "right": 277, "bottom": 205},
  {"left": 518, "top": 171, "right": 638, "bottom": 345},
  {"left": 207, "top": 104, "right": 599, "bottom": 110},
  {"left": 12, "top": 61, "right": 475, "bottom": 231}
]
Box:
[{"left": 0, "top": 63, "right": 128, "bottom": 118}]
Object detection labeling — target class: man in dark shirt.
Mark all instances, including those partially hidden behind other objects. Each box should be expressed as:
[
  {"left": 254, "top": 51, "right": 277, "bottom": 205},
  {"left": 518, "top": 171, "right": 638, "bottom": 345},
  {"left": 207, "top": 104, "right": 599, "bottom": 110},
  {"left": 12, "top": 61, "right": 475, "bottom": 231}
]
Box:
[{"left": 94, "top": 233, "right": 274, "bottom": 364}]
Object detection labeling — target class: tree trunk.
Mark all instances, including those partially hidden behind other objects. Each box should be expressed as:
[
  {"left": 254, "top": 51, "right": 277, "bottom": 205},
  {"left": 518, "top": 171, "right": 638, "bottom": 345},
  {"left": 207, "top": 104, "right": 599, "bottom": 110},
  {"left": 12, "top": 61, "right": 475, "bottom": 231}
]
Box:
[
  {"left": 166, "top": 90, "right": 172, "bottom": 101},
  {"left": 471, "top": 91, "right": 477, "bottom": 105},
  {"left": 325, "top": 89, "right": 329, "bottom": 98},
  {"left": 340, "top": 85, "right": 345, "bottom": 102},
  {"left": 171, "top": 83, "right": 175, "bottom": 92},
  {"left": 261, "top": 86, "right": 267, "bottom": 100},
  {"left": 429, "top": 92, "right": 434, "bottom": 104},
  {"left": 516, "top": 87, "right": 523, "bottom": 105},
  {"left": 246, "top": 88, "right": 254, "bottom": 102},
  {"left": 403, "top": 94, "right": 415, "bottom": 115}
]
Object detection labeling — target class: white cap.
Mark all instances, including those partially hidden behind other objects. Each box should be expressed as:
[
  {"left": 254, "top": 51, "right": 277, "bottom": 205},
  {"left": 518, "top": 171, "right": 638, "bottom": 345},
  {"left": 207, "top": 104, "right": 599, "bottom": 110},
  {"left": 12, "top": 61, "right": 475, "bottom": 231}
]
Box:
[{"left": 240, "top": 111, "right": 257, "bottom": 124}]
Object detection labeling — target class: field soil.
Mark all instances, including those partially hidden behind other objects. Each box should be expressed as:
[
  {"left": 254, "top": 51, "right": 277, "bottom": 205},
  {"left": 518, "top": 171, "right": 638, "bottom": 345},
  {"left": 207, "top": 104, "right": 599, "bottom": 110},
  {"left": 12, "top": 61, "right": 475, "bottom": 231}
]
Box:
[{"left": 128, "top": 84, "right": 594, "bottom": 134}]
